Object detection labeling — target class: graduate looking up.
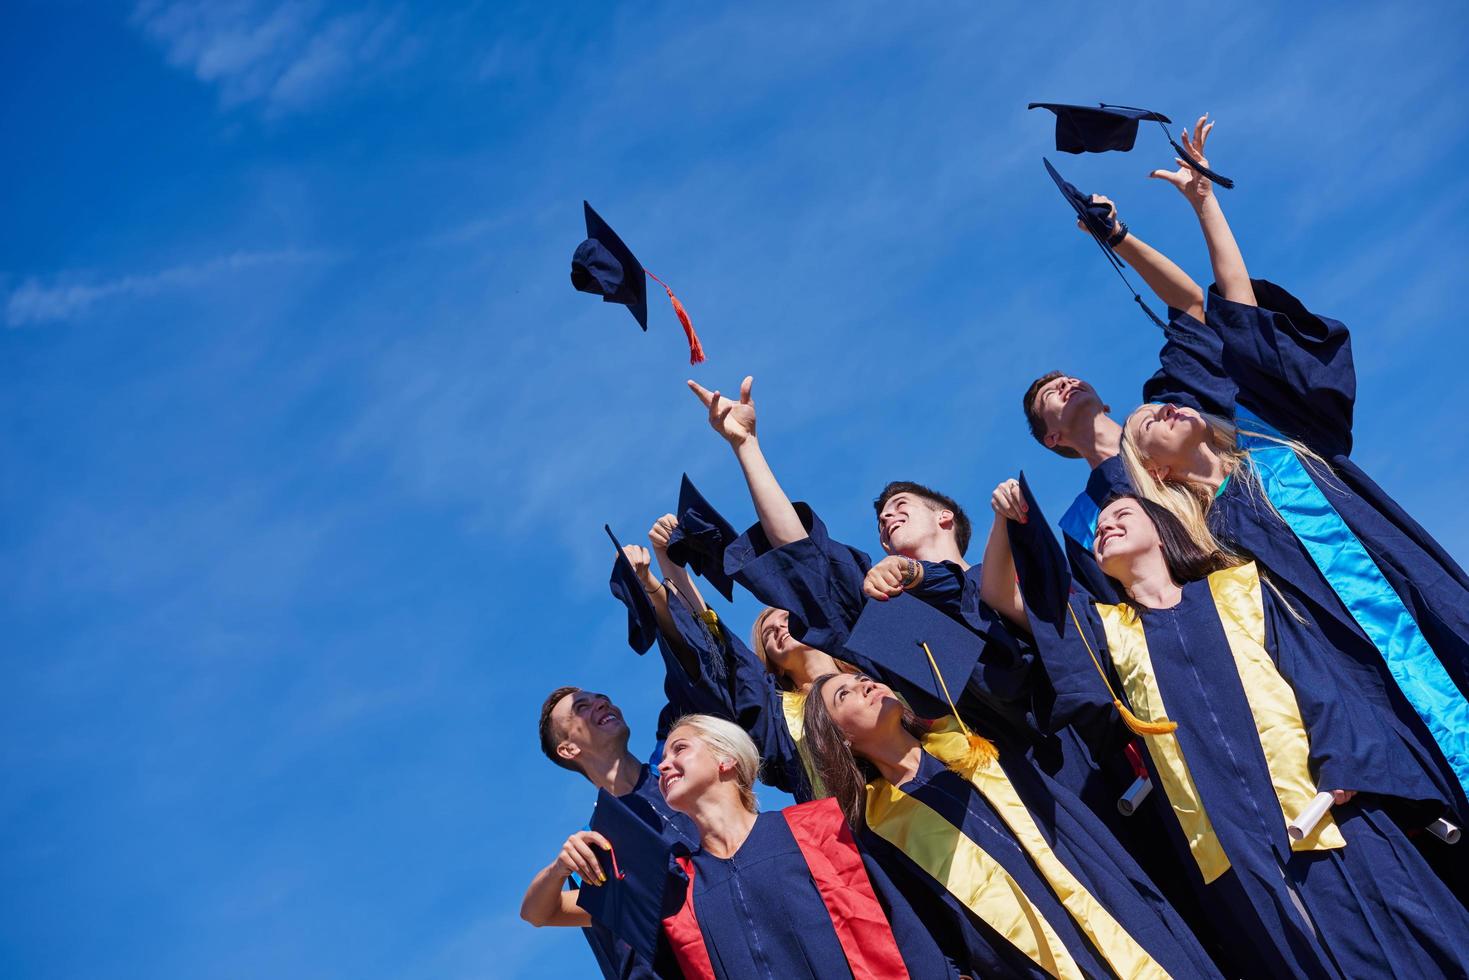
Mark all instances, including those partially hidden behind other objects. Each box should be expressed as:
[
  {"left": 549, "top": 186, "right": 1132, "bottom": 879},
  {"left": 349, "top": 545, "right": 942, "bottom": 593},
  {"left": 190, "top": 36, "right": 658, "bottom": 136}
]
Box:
[
  {"left": 979, "top": 474, "right": 1469, "bottom": 978},
  {"left": 799, "top": 669, "right": 1223, "bottom": 979}
]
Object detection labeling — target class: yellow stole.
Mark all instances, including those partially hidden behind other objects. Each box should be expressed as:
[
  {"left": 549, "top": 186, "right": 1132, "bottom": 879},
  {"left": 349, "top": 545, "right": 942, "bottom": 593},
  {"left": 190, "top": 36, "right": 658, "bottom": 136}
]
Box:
[
  {"left": 864, "top": 719, "right": 1171, "bottom": 980},
  {"left": 1095, "top": 562, "right": 1344, "bottom": 885}
]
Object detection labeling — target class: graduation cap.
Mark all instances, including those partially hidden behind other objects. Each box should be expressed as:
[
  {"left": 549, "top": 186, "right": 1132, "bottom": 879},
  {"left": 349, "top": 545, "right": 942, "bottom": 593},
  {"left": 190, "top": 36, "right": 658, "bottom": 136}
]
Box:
[
  {"left": 843, "top": 593, "right": 990, "bottom": 724},
  {"left": 606, "top": 524, "right": 658, "bottom": 654},
  {"left": 664, "top": 474, "right": 737, "bottom": 602},
  {"left": 575, "top": 788, "right": 689, "bottom": 963},
  {"left": 571, "top": 201, "right": 705, "bottom": 364},
  {"left": 1044, "top": 157, "right": 1168, "bottom": 330},
  {"left": 1028, "top": 102, "right": 1234, "bottom": 189}
]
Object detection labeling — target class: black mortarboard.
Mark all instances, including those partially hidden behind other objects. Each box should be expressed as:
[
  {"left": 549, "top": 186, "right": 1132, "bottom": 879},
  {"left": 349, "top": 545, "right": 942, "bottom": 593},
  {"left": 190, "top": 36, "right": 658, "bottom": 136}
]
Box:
[
  {"left": 844, "top": 593, "right": 989, "bottom": 722},
  {"left": 606, "top": 524, "right": 658, "bottom": 654},
  {"left": 573, "top": 202, "right": 649, "bottom": 329},
  {"left": 664, "top": 474, "right": 737, "bottom": 602},
  {"left": 571, "top": 201, "right": 706, "bottom": 363},
  {"left": 1043, "top": 156, "right": 1168, "bottom": 330},
  {"left": 1028, "top": 102, "right": 1234, "bottom": 189},
  {"left": 575, "top": 788, "right": 688, "bottom": 963}
]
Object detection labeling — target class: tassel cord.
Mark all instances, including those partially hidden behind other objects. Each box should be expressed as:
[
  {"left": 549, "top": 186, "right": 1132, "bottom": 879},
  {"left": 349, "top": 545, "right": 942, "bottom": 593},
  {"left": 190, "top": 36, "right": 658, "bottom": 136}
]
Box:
[{"left": 1065, "top": 601, "right": 1179, "bottom": 736}]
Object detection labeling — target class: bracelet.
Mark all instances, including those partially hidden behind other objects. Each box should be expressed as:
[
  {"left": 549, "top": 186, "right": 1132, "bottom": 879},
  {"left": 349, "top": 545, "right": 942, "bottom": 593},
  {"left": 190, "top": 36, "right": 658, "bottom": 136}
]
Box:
[
  {"left": 1106, "top": 219, "right": 1129, "bottom": 248},
  {"left": 644, "top": 580, "right": 666, "bottom": 596},
  {"left": 900, "top": 557, "right": 921, "bottom": 589}
]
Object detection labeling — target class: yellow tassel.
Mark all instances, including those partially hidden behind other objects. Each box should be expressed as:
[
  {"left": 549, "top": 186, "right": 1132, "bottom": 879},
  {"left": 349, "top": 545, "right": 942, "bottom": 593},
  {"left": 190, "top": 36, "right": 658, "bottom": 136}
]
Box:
[
  {"left": 1113, "top": 698, "right": 1178, "bottom": 735},
  {"left": 1067, "top": 602, "right": 1181, "bottom": 737}
]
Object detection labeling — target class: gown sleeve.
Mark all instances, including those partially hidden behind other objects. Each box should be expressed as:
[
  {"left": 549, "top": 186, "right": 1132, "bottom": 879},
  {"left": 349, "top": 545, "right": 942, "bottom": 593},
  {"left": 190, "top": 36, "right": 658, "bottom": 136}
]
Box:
[
  {"left": 722, "top": 503, "right": 873, "bottom": 654},
  {"left": 1004, "top": 492, "right": 1129, "bottom": 754},
  {"left": 1141, "top": 306, "right": 1239, "bottom": 419},
  {"left": 1208, "top": 279, "right": 1356, "bottom": 458},
  {"left": 1264, "top": 586, "right": 1450, "bottom": 823}
]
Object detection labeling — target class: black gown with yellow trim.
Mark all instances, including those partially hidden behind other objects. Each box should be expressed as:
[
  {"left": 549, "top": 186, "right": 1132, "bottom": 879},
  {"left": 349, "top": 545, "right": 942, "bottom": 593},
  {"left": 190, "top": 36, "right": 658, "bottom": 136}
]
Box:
[{"left": 1007, "top": 479, "right": 1469, "bottom": 979}]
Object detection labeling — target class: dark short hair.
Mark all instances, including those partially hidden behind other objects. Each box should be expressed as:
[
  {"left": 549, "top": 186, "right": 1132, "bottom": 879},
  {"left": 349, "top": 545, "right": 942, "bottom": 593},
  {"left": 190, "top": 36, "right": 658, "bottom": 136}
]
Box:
[
  {"left": 538, "top": 685, "right": 581, "bottom": 772},
  {"left": 1098, "top": 493, "right": 1232, "bottom": 585},
  {"left": 1022, "top": 371, "right": 1082, "bottom": 459},
  {"left": 872, "top": 481, "right": 972, "bottom": 556}
]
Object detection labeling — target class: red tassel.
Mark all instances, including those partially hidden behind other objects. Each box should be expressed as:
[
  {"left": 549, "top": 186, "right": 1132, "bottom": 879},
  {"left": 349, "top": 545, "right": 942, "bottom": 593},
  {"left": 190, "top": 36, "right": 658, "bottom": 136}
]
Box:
[{"left": 645, "top": 268, "right": 705, "bottom": 364}]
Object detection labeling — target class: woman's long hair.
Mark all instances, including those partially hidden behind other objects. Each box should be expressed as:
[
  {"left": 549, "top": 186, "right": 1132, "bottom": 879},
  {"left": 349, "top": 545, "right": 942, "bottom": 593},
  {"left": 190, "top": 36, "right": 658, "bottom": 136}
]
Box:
[
  {"left": 1100, "top": 492, "right": 1238, "bottom": 588},
  {"left": 1119, "top": 408, "right": 1336, "bottom": 560},
  {"left": 801, "top": 673, "right": 930, "bottom": 829}
]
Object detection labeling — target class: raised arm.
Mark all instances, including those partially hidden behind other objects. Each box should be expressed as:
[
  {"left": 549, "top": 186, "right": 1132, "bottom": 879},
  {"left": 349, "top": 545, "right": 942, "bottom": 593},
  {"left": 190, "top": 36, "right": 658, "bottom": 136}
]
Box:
[
  {"left": 649, "top": 513, "right": 708, "bottom": 617},
  {"left": 1150, "top": 115, "right": 1256, "bottom": 307},
  {"left": 621, "top": 540, "right": 703, "bottom": 682},
  {"left": 1081, "top": 194, "right": 1205, "bottom": 322},
  {"left": 980, "top": 479, "right": 1027, "bottom": 631},
  {"left": 687, "top": 376, "right": 807, "bottom": 549}
]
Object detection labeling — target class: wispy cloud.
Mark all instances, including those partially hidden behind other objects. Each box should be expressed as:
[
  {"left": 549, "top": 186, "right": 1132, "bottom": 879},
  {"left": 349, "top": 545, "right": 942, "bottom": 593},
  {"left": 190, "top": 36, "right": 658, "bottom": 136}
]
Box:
[
  {"left": 4, "top": 248, "right": 333, "bottom": 326},
  {"left": 132, "top": 0, "right": 412, "bottom": 116}
]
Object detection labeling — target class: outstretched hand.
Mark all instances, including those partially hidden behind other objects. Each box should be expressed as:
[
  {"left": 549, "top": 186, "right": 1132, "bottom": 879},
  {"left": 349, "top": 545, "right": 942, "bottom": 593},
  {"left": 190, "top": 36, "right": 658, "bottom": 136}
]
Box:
[
  {"left": 688, "top": 376, "right": 757, "bottom": 448},
  {"left": 1150, "top": 114, "right": 1215, "bottom": 208}
]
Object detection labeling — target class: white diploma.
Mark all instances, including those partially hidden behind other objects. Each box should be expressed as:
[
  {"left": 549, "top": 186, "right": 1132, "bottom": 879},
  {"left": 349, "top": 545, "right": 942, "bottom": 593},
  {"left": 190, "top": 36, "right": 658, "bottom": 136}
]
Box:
[
  {"left": 1286, "top": 791, "right": 1335, "bottom": 842},
  {"left": 1116, "top": 775, "right": 1152, "bottom": 816},
  {"left": 1429, "top": 818, "right": 1461, "bottom": 844}
]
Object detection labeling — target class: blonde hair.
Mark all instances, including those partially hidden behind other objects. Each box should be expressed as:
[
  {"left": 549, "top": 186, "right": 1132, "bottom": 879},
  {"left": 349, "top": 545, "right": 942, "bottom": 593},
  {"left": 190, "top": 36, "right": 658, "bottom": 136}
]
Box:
[
  {"left": 1119, "top": 407, "right": 1331, "bottom": 622},
  {"left": 667, "top": 714, "right": 761, "bottom": 813},
  {"left": 1119, "top": 407, "right": 1336, "bottom": 556}
]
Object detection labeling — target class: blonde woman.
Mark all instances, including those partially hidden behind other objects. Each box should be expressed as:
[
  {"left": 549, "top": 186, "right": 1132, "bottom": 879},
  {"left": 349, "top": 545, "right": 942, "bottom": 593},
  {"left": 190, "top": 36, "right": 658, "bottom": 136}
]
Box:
[{"left": 580, "top": 714, "right": 960, "bottom": 978}]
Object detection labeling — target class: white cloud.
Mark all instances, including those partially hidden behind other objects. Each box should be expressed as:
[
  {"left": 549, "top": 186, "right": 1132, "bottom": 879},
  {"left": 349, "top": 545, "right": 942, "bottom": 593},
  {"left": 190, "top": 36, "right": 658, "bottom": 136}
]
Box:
[
  {"left": 132, "top": 0, "right": 410, "bottom": 116},
  {"left": 4, "top": 248, "right": 332, "bottom": 326}
]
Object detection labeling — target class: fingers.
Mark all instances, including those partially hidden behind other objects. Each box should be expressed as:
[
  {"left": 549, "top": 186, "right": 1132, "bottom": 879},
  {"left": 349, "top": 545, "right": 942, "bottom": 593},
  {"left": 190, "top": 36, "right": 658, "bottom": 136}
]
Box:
[
  {"left": 990, "top": 479, "right": 1028, "bottom": 523},
  {"left": 585, "top": 831, "right": 612, "bottom": 851},
  {"left": 621, "top": 544, "right": 650, "bottom": 571},
  {"left": 687, "top": 379, "right": 715, "bottom": 408},
  {"left": 740, "top": 375, "right": 754, "bottom": 405},
  {"left": 1330, "top": 789, "right": 1357, "bottom": 805},
  {"left": 862, "top": 560, "right": 907, "bottom": 600},
  {"left": 565, "top": 835, "right": 605, "bottom": 884}
]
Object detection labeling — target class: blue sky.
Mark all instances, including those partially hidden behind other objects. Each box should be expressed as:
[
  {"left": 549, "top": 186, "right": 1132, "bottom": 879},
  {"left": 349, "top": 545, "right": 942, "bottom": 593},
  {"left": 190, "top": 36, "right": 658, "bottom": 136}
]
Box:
[{"left": 2, "top": 2, "right": 1466, "bottom": 977}]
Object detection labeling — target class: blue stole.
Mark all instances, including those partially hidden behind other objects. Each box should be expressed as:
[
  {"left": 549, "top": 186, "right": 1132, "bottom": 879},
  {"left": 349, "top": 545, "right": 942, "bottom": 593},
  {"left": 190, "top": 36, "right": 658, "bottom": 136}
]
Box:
[{"left": 1235, "top": 406, "right": 1469, "bottom": 797}]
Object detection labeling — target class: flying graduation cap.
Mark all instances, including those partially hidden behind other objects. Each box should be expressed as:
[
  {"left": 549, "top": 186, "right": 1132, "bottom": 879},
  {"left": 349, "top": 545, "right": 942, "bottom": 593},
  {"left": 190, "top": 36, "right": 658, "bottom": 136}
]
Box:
[
  {"left": 572, "top": 201, "right": 705, "bottom": 364},
  {"left": 1028, "top": 102, "right": 1234, "bottom": 189},
  {"left": 1043, "top": 156, "right": 1168, "bottom": 329},
  {"left": 606, "top": 524, "right": 659, "bottom": 654},
  {"left": 575, "top": 788, "right": 688, "bottom": 964},
  {"left": 664, "top": 474, "right": 737, "bottom": 602}
]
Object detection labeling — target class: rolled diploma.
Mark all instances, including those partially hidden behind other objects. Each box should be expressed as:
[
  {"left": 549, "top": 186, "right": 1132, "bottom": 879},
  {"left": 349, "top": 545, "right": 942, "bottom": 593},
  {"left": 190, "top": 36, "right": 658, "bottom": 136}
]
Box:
[
  {"left": 1287, "top": 791, "right": 1334, "bottom": 842},
  {"left": 1429, "top": 818, "right": 1461, "bottom": 844},
  {"left": 1117, "top": 775, "right": 1152, "bottom": 816}
]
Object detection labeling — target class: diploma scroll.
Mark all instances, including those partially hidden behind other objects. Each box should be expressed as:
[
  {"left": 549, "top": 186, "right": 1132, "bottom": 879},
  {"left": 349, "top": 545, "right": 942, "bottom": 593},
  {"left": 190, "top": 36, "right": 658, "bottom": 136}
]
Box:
[
  {"left": 1429, "top": 818, "right": 1461, "bottom": 844},
  {"left": 1286, "top": 791, "right": 1334, "bottom": 842},
  {"left": 1116, "top": 776, "right": 1152, "bottom": 816}
]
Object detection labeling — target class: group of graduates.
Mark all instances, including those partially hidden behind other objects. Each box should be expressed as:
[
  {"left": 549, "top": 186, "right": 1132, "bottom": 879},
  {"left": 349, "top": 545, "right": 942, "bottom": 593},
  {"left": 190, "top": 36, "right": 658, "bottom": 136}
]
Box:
[{"left": 520, "top": 116, "right": 1469, "bottom": 979}]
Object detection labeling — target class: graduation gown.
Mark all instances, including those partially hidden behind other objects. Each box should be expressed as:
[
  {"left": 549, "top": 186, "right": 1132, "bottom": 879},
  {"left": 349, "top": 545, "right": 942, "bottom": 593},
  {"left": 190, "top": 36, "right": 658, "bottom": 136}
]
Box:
[
  {"left": 860, "top": 734, "right": 1221, "bottom": 980},
  {"left": 1111, "top": 290, "right": 1469, "bottom": 820},
  {"left": 660, "top": 799, "right": 959, "bottom": 979},
  {"left": 1010, "top": 502, "right": 1469, "bottom": 978},
  {"left": 1201, "top": 280, "right": 1469, "bottom": 808}
]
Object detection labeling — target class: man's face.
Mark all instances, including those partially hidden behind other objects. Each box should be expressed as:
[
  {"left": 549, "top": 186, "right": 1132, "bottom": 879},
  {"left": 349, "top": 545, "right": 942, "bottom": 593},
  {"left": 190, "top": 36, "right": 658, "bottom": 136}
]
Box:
[
  {"left": 1032, "top": 375, "right": 1104, "bottom": 448},
  {"left": 550, "top": 689, "right": 629, "bottom": 767},
  {"left": 878, "top": 492, "right": 949, "bottom": 556}
]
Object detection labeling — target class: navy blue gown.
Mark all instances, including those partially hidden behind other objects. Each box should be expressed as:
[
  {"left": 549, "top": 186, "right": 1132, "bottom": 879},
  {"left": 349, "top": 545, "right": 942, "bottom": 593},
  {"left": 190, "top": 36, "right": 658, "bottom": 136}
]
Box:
[{"left": 1006, "top": 487, "right": 1469, "bottom": 979}]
